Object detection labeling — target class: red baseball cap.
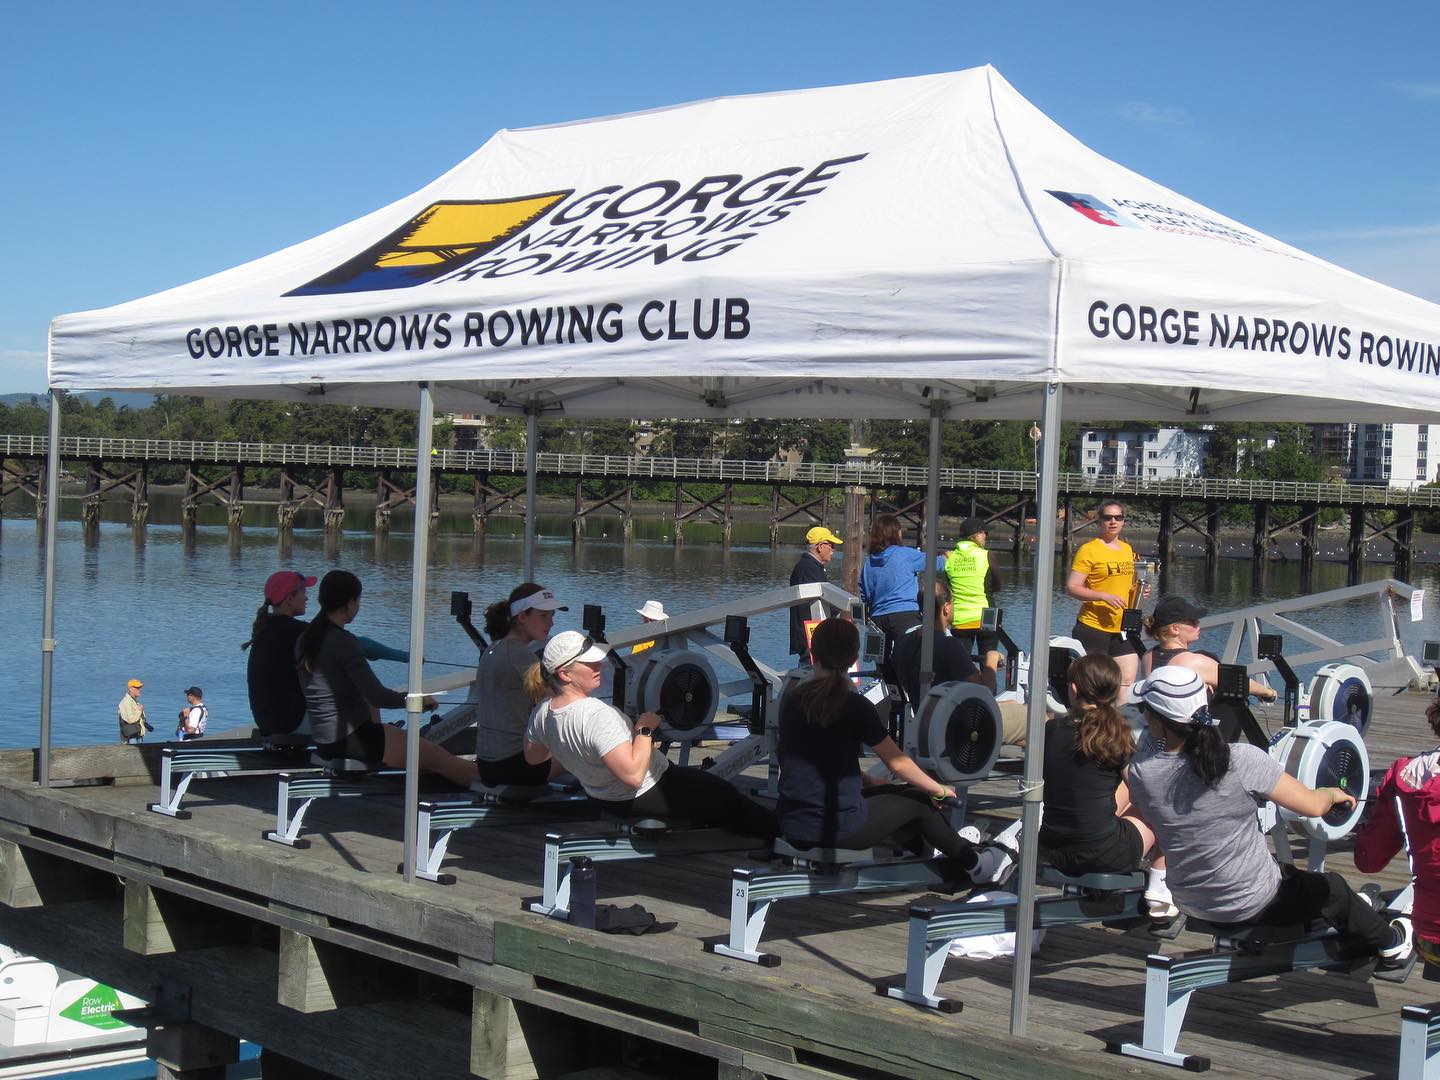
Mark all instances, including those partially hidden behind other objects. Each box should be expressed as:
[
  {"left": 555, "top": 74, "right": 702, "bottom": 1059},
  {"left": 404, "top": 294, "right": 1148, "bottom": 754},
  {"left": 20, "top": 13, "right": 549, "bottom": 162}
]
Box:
[{"left": 264, "top": 570, "right": 317, "bottom": 605}]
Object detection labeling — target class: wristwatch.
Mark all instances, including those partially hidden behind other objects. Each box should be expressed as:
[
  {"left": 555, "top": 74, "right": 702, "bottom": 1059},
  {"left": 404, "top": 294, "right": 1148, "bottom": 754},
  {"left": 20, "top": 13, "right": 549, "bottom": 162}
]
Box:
[{"left": 636, "top": 725, "right": 656, "bottom": 739}]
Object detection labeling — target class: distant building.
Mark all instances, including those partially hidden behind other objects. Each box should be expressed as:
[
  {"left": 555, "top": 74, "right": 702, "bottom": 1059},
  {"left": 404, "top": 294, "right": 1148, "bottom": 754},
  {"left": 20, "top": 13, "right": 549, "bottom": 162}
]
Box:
[
  {"left": 1077, "top": 427, "right": 1208, "bottom": 480},
  {"left": 1313, "top": 423, "right": 1440, "bottom": 488}
]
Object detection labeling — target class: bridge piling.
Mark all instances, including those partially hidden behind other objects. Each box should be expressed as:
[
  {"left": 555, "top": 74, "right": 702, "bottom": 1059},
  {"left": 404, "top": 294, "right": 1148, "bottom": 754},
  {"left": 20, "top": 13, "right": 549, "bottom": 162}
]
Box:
[
  {"left": 1348, "top": 509, "right": 1366, "bottom": 585},
  {"left": 1205, "top": 500, "right": 1222, "bottom": 572},
  {"left": 277, "top": 468, "right": 298, "bottom": 531},
  {"left": 1157, "top": 497, "right": 1174, "bottom": 570},
  {"left": 83, "top": 458, "right": 101, "bottom": 532},
  {"left": 1396, "top": 513, "right": 1416, "bottom": 582},
  {"left": 1061, "top": 494, "right": 1073, "bottom": 562},
  {"left": 1252, "top": 502, "right": 1270, "bottom": 566},
  {"left": 181, "top": 465, "right": 198, "bottom": 532},
  {"left": 225, "top": 465, "right": 243, "bottom": 531},
  {"left": 1251, "top": 502, "right": 1271, "bottom": 594},
  {"left": 571, "top": 479, "right": 584, "bottom": 541},
  {"left": 1300, "top": 503, "right": 1319, "bottom": 586},
  {"left": 323, "top": 467, "right": 344, "bottom": 534},
  {"left": 471, "top": 473, "right": 487, "bottom": 537},
  {"left": 374, "top": 469, "right": 391, "bottom": 532},
  {"left": 622, "top": 482, "right": 634, "bottom": 541},
  {"left": 133, "top": 462, "right": 149, "bottom": 528}
]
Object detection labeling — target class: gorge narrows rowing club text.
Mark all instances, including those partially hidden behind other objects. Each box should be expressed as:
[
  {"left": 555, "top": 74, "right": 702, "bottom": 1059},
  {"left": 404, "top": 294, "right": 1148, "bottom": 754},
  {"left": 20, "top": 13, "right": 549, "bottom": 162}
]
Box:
[{"left": 185, "top": 298, "right": 752, "bottom": 359}]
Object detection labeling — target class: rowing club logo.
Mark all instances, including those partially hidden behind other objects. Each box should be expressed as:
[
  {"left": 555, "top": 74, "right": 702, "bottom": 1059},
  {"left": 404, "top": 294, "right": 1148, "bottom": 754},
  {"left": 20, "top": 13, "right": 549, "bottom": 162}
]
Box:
[{"left": 286, "top": 192, "right": 571, "bottom": 296}]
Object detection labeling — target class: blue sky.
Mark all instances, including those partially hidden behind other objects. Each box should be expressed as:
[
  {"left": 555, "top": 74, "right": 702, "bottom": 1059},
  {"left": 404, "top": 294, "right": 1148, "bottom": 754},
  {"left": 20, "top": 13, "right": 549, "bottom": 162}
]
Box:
[{"left": 3, "top": 1, "right": 1438, "bottom": 393}]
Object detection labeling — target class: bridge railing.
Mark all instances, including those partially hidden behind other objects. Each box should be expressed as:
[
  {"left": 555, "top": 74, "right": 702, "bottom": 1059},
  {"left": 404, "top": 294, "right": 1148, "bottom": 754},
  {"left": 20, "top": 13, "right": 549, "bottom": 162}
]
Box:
[{"left": 4, "top": 434, "right": 1440, "bottom": 508}]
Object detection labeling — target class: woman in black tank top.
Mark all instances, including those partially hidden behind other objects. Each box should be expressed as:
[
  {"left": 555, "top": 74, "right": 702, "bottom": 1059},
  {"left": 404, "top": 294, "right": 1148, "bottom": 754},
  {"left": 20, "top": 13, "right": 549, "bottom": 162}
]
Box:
[{"left": 1142, "top": 595, "right": 1278, "bottom": 704}]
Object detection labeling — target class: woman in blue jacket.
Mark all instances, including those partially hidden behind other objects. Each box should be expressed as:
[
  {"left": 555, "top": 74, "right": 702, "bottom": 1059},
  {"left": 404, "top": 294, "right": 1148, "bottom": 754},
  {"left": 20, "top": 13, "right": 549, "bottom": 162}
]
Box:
[{"left": 860, "top": 514, "right": 944, "bottom": 680}]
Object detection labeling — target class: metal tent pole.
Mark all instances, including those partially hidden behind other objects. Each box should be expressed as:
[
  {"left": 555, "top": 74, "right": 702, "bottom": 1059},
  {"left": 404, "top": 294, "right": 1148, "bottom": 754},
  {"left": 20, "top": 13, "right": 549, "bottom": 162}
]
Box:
[
  {"left": 400, "top": 383, "right": 435, "bottom": 883},
  {"left": 38, "top": 389, "right": 62, "bottom": 788},
  {"left": 917, "top": 405, "right": 946, "bottom": 702},
  {"left": 524, "top": 407, "right": 538, "bottom": 581},
  {"left": 1009, "top": 381, "right": 1063, "bottom": 1035}
]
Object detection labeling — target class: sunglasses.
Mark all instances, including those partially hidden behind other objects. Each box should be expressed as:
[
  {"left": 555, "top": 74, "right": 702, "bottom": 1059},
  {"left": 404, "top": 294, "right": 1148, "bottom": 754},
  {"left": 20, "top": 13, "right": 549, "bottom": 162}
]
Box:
[
  {"left": 1099, "top": 514, "right": 1125, "bottom": 522},
  {"left": 548, "top": 635, "right": 597, "bottom": 671}
]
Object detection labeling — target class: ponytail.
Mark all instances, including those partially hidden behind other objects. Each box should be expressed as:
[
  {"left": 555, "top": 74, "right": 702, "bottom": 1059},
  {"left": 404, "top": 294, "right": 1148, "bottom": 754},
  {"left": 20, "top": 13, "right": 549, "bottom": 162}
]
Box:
[
  {"left": 524, "top": 661, "right": 561, "bottom": 704},
  {"left": 798, "top": 618, "right": 860, "bottom": 728},
  {"left": 242, "top": 602, "right": 271, "bottom": 652},
  {"left": 296, "top": 570, "right": 362, "bottom": 675},
  {"left": 797, "top": 668, "right": 852, "bottom": 729},
  {"left": 1074, "top": 704, "right": 1132, "bottom": 769},
  {"left": 1156, "top": 715, "right": 1231, "bottom": 787},
  {"left": 1067, "top": 654, "right": 1131, "bottom": 768}
]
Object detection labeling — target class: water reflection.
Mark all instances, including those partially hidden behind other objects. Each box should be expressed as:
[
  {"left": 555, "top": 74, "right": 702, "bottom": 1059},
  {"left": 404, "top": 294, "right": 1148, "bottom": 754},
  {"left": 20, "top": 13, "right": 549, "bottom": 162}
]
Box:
[{"left": 5, "top": 490, "right": 1440, "bottom": 751}]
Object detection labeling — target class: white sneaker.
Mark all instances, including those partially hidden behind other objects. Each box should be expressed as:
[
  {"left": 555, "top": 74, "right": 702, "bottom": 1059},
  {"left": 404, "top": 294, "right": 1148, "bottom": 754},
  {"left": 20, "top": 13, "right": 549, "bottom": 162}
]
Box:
[
  {"left": 1145, "top": 897, "right": 1181, "bottom": 920},
  {"left": 956, "top": 825, "right": 984, "bottom": 846},
  {"left": 992, "top": 818, "right": 1023, "bottom": 848},
  {"left": 1380, "top": 916, "right": 1414, "bottom": 965},
  {"left": 969, "top": 843, "right": 1016, "bottom": 886},
  {"left": 1144, "top": 878, "right": 1178, "bottom": 920}
]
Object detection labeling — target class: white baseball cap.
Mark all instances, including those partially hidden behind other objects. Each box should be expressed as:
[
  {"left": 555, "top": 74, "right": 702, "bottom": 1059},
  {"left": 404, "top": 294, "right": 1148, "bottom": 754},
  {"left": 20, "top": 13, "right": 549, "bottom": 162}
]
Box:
[
  {"left": 542, "top": 630, "right": 611, "bottom": 673},
  {"left": 511, "top": 589, "right": 568, "bottom": 617},
  {"left": 1132, "top": 665, "right": 1214, "bottom": 726}
]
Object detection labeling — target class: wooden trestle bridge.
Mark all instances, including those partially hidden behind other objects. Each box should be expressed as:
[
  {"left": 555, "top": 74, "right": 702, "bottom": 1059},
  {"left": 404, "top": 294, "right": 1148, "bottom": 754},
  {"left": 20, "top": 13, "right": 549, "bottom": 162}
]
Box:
[{"left": 2, "top": 434, "right": 1436, "bottom": 582}]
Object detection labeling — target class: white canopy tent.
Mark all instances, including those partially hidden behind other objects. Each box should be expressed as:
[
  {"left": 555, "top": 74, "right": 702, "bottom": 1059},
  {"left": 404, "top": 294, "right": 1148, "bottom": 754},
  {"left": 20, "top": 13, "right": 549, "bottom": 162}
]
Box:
[{"left": 43, "top": 66, "right": 1440, "bottom": 1034}]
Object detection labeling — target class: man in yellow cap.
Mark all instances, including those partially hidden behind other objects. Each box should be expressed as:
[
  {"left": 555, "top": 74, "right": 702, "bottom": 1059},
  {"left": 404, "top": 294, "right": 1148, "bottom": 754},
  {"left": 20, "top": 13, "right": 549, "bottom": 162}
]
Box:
[
  {"left": 789, "top": 526, "right": 843, "bottom": 663},
  {"left": 117, "top": 679, "right": 151, "bottom": 744}
]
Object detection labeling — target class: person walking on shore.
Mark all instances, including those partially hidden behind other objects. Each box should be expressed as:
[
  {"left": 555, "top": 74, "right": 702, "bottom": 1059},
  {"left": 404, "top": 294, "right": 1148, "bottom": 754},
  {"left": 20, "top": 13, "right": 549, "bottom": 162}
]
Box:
[
  {"left": 1066, "top": 500, "right": 1149, "bottom": 690},
  {"left": 789, "top": 527, "right": 842, "bottom": 664},
  {"left": 118, "top": 679, "right": 151, "bottom": 744}
]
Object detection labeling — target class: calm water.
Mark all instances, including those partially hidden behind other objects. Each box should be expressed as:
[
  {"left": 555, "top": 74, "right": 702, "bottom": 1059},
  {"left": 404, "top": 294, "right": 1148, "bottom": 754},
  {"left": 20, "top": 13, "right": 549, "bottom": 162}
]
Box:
[{"left": 4, "top": 493, "right": 1440, "bottom": 749}]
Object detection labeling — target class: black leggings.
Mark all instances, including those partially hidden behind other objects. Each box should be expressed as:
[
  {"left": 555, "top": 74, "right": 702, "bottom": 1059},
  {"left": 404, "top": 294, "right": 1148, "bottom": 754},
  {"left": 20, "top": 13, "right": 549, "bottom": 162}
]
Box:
[
  {"left": 1218, "top": 863, "right": 1394, "bottom": 954},
  {"left": 831, "top": 787, "right": 978, "bottom": 865},
  {"left": 477, "top": 751, "right": 551, "bottom": 787},
  {"left": 872, "top": 610, "right": 923, "bottom": 691},
  {"left": 597, "top": 766, "right": 777, "bottom": 838}
]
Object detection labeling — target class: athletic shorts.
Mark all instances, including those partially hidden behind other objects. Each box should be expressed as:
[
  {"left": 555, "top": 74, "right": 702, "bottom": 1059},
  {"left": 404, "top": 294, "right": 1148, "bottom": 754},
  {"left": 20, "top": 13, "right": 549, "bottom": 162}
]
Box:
[
  {"left": 1040, "top": 821, "right": 1145, "bottom": 876},
  {"left": 1071, "top": 621, "right": 1139, "bottom": 659},
  {"left": 316, "top": 722, "right": 386, "bottom": 769}
]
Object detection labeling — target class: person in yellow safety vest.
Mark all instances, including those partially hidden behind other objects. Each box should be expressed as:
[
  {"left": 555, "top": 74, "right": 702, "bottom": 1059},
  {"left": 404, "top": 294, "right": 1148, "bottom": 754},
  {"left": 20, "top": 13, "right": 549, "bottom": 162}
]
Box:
[
  {"left": 944, "top": 516, "right": 1003, "bottom": 676},
  {"left": 630, "top": 600, "right": 669, "bottom": 655}
]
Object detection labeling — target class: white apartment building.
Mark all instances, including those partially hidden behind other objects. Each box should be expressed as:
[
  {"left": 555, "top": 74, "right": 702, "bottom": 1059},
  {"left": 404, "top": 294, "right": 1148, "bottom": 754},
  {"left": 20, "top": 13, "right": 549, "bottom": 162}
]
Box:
[
  {"left": 1078, "top": 427, "right": 1208, "bottom": 480},
  {"left": 1315, "top": 423, "right": 1440, "bottom": 488}
]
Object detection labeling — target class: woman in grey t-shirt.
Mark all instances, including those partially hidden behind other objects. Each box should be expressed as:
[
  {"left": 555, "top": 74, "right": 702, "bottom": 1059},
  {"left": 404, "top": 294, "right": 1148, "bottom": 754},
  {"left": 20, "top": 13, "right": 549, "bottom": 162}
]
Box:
[
  {"left": 522, "top": 631, "right": 775, "bottom": 837},
  {"left": 473, "top": 582, "right": 566, "bottom": 785},
  {"left": 1127, "top": 665, "right": 1407, "bottom": 963}
]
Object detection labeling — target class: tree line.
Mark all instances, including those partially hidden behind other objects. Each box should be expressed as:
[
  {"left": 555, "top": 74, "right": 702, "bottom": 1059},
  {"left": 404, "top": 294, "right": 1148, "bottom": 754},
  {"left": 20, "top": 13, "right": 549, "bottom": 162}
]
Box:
[
  {"left": 0, "top": 393, "right": 1336, "bottom": 481},
  {"left": 8, "top": 393, "right": 1398, "bottom": 524}
]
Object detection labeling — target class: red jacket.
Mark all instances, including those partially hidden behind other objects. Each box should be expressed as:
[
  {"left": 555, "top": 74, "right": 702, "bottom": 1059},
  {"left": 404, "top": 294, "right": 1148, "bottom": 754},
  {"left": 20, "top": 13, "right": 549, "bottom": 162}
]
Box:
[{"left": 1353, "top": 753, "right": 1440, "bottom": 941}]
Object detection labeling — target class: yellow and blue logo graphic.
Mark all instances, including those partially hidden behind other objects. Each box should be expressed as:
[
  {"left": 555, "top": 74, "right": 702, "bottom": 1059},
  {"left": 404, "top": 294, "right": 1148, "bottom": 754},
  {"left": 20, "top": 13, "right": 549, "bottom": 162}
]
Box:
[{"left": 287, "top": 191, "right": 571, "bottom": 296}]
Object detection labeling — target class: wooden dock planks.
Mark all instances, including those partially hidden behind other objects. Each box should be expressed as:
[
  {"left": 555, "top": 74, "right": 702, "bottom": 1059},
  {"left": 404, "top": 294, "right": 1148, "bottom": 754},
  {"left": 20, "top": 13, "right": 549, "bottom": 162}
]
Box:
[{"left": 0, "top": 687, "right": 1433, "bottom": 1078}]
